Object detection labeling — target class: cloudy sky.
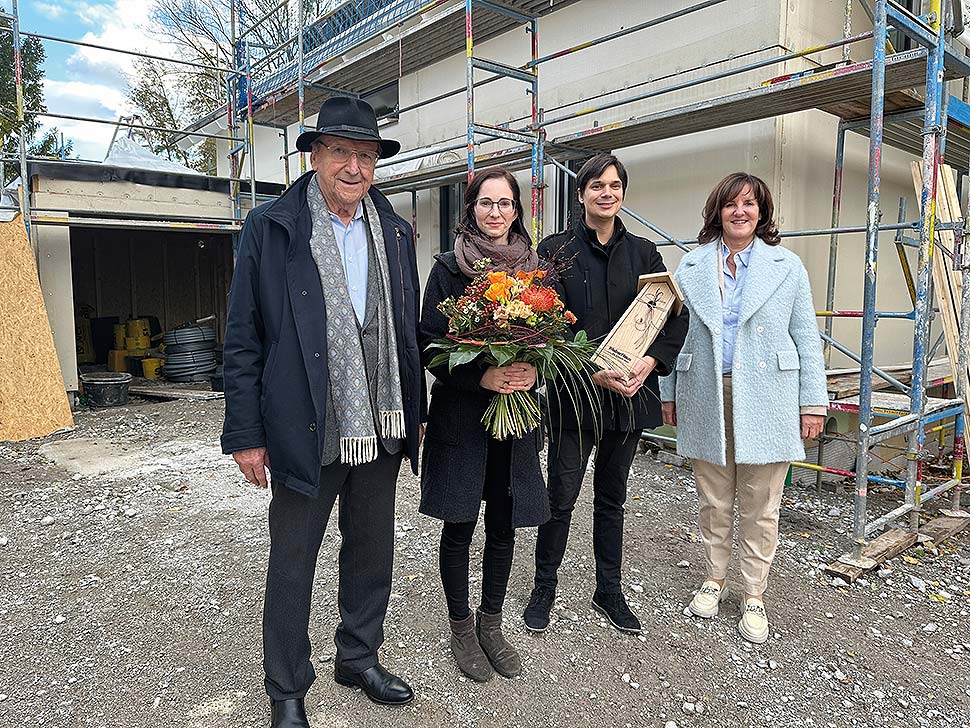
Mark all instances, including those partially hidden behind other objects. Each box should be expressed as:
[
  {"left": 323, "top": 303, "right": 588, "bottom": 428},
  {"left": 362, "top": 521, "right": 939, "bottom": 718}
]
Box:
[{"left": 5, "top": 0, "right": 176, "bottom": 161}]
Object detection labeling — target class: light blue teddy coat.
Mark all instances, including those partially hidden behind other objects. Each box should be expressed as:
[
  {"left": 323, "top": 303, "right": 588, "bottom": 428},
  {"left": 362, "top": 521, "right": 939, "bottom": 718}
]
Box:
[{"left": 659, "top": 238, "right": 828, "bottom": 466}]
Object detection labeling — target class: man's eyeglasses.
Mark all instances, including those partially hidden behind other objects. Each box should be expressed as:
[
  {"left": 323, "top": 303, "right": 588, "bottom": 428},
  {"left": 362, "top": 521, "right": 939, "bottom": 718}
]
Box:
[
  {"left": 319, "top": 142, "right": 380, "bottom": 168},
  {"left": 475, "top": 198, "right": 515, "bottom": 213}
]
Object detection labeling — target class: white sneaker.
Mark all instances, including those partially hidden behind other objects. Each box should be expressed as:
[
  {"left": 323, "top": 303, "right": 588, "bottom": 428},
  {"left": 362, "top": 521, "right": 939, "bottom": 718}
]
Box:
[
  {"left": 738, "top": 597, "right": 769, "bottom": 644},
  {"left": 687, "top": 580, "right": 724, "bottom": 618}
]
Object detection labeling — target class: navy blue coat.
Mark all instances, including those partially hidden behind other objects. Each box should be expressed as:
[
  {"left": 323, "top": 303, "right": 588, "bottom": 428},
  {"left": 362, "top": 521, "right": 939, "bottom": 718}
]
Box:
[{"left": 220, "top": 171, "right": 427, "bottom": 497}]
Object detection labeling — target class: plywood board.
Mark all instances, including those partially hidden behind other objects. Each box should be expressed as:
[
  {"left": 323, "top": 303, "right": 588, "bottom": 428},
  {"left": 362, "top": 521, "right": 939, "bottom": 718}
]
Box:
[
  {"left": 166, "top": 239, "right": 197, "bottom": 328},
  {"left": 95, "top": 232, "right": 132, "bottom": 320},
  {"left": 911, "top": 162, "right": 970, "bottom": 415},
  {"left": 131, "top": 236, "right": 165, "bottom": 321},
  {"left": 0, "top": 216, "right": 75, "bottom": 441}
]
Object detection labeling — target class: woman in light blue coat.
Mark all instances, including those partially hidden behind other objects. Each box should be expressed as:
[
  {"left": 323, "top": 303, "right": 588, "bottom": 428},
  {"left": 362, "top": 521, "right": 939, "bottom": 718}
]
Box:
[{"left": 659, "top": 173, "right": 827, "bottom": 644}]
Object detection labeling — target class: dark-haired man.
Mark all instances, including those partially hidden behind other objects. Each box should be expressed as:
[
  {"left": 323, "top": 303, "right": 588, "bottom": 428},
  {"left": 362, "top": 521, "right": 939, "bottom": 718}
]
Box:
[{"left": 524, "top": 153, "right": 688, "bottom": 634}]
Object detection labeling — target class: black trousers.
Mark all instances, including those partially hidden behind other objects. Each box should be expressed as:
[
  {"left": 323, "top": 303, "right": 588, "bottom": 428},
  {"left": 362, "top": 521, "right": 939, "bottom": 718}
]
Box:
[
  {"left": 262, "top": 447, "right": 403, "bottom": 701},
  {"left": 439, "top": 439, "right": 515, "bottom": 621},
  {"left": 533, "top": 428, "right": 642, "bottom": 593}
]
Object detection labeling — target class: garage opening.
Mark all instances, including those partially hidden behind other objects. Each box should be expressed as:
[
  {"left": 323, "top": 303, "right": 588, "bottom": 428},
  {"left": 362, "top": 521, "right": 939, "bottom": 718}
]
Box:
[{"left": 69, "top": 227, "right": 234, "bottom": 373}]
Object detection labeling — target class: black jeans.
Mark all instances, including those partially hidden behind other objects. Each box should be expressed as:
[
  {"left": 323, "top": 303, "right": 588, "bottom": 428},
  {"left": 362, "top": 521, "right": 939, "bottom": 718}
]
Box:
[
  {"left": 533, "top": 428, "right": 642, "bottom": 593},
  {"left": 262, "top": 446, "right": 403, "bottom": 701},
  {"left": 439, "top": 439, "right": 515, "bottom": 621}
]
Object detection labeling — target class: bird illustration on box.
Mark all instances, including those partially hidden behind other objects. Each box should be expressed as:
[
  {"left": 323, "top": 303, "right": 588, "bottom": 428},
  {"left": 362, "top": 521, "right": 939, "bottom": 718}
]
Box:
[
  {"left": 592, "top": 272, "right": 683, "bottom": 375},
  {"left": 633, "top": 288, "right": 666, "bottom": 351}
]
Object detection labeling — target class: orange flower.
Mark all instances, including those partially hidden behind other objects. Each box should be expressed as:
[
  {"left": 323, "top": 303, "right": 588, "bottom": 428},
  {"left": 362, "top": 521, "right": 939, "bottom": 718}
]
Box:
[
  {"left": 519, "top": 285, "right": 559, "bottom": 313},
  {"left": 515, "top": 269, "right": 546, "bottom": 285},
  {"left": 564, "top": 310, "right": 577, "bottom": 325},
  {"left": 484, "top": 271, "right": 514, "bottom": 303}
]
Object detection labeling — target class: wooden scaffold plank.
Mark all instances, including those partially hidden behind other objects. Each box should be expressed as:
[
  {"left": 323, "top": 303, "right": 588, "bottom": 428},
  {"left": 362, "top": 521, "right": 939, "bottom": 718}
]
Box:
[{"left": 824, "top": 528, "right": 918, "bottom": 583}]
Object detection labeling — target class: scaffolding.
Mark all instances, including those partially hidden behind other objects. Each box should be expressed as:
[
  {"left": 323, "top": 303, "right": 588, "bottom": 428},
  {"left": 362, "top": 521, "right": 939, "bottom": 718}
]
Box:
[
  {"left": 2, "top": 0, "right": 970, "bottom": 559},
  {"left": 245, "top": 0, "right": 970, "bottom": 559}
]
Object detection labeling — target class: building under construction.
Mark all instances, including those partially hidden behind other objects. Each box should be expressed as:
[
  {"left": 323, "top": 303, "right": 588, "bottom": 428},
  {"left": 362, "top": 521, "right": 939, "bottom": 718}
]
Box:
[{"left": 2, "top": 0, "right": 970, "bottom": 566}]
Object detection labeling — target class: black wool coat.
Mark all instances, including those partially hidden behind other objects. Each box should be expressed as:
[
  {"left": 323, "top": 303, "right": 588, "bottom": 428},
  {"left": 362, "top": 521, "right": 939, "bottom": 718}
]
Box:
[
  {"left": 220, "top": 171, "right": 427, "bottom": 497},
  {"left": 538, "top": 218, "right": 689, "bottom": 432},
  {"left": 418, "top": 252, "right": 550, "bottom": 528}
]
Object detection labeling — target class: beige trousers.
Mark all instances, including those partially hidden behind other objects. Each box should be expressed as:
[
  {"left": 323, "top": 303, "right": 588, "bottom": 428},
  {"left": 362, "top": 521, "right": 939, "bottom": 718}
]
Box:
[{"left": 691, "top": 377, "right": 789, "bottom": 596}]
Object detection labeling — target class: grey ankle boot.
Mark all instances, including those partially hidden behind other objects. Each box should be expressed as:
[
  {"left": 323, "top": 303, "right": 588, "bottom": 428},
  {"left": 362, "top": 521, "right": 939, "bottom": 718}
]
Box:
[
  {"left": 449, "top": 613, "right": 494, "bottom": 682},
  {"left": 476, "top": 609, "right": 522, "bottom": 678}
]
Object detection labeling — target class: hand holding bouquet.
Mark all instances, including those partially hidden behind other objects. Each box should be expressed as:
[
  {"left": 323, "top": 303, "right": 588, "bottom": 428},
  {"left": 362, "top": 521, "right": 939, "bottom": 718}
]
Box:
[{"left": 427, "top": 259, "right": 598, "bottom": 440}]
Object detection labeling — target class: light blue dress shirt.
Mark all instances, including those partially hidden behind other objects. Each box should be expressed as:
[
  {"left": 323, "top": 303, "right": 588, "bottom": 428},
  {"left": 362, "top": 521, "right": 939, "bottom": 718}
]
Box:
[
  {"left": 721, "top": 242, "right": 753, "bottom": 374},
  {"left": 329, "top": 202, "right": 369, "bottom": 323}
]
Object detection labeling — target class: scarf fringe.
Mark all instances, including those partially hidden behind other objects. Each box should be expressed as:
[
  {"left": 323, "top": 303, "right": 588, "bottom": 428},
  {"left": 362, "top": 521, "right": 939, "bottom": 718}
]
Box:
[
  {"left": 340, "top": 436, "right": 378, "bottom": 466},
  {"left": 380, "top": 410, "right": 406, "bottom": 440}
]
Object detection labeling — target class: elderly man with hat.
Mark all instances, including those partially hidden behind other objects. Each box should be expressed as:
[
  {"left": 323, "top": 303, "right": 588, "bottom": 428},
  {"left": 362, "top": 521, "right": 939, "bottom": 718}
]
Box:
[{"left": 221, "top": 97, "right": 426, "bottom": 726}]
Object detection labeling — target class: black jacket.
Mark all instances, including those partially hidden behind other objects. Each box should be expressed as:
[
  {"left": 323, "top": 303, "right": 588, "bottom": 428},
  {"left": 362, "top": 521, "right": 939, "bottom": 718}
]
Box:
[
  {"left": 538, "top": 218, "right": 689, "bottom": 432},
  {"left": 220, "top": 171, "right": 427, "bottom": 497},
  {"left": 418, "top": 252, "right": 550, "bottom": 528}
]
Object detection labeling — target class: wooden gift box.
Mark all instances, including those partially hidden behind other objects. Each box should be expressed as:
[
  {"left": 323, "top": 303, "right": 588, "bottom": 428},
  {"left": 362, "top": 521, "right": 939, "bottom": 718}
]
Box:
[{"left": 591, "top": 271, "right": 684, "bottom": 375}]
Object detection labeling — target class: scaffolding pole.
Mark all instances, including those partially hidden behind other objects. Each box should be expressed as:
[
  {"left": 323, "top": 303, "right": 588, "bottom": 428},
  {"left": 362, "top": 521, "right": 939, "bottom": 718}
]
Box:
[
  {"left": 528, "top": 16, "right": 542, "bottom": 243},
  {"left": 847, "top": 0, "right": 888, "bottom": 566},
  {"left": 11, "top": 0, "right": 30, "bottom": 245},
  {"left": 465, "top": 0, "right": 475, "bottom": 183},
  {"left": 246, "top": 39, "right": 257, "bottom": 211},
  {"left": 229, "top": 0, "right": 241, "bottom": 241},
  {"left": 955, "top": 255, "right": 970, "bottom": 514},
  {"left": 8, "top": 28, "right": 243, "bottom": 76},
  {"left": 298, "top": 0, "right": 307, "bottom": 175},
  {"left": 464, "top": 0, "right": 544, "bottom": 240},
  {"left": 823, "top": 122, "right": 846, "bottom": 365},
  {"left": 905, "top": 0, "right": 947, "bottom": 536}
]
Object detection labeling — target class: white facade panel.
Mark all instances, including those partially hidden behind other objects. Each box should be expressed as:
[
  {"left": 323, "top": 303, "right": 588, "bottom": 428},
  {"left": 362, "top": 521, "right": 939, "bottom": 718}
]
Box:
[{"left": 231, "top": 0, "right": 930, "bottom": 367}]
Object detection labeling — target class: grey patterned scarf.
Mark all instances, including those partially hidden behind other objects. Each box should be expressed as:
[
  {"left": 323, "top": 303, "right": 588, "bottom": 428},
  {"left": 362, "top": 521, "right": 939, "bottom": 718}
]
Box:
[{"left": 306, "top": 178, "right": 405, "bottom": 465}]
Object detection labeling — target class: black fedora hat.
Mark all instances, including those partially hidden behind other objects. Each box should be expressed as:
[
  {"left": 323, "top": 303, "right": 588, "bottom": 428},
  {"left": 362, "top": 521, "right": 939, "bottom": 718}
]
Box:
[{"left": 295, "top": 96, "right": 401, "bottom": 158}]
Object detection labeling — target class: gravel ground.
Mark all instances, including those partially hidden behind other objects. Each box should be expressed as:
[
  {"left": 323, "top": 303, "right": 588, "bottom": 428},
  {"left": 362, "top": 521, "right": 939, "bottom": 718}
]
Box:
[{"left": 1, "top": 397, "right": 968, "bottom": 728}]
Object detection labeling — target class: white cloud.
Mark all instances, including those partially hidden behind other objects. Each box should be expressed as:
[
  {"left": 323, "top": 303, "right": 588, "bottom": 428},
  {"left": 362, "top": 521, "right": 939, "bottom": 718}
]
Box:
[
  {"left": 65, "top": 0, "right": 167, "bottom": 87},
  {"left": 41, "top": 79, "right": 131, "bottom": 161},
  {"left": 37, "top": 1, "right": 183, "bottom": 159},
  {"left": 35, "top": 2, "right": 65, "bottom": 20},
  {"left": 44, "top": 79, "right": 128, "bottom": 118}
]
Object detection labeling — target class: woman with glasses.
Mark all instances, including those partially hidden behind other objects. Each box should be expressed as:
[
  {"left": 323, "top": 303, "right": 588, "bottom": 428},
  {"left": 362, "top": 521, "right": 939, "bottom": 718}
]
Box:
[{"left": 418, "top": 168, "right": 549, "bottom": 683}]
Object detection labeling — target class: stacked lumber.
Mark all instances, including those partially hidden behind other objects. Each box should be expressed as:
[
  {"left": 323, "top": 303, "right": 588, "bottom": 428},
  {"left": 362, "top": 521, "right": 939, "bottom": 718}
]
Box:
[
  {"left": 910, "top": 162, "right": 970, "bottom": 413},
  {"left": 0, "top": 216, "right": 74, "bottom": 441}
]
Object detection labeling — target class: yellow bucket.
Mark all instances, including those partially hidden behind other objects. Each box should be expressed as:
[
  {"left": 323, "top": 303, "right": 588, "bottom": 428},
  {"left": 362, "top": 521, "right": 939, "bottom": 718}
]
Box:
[
  {"left": 126, "top": 318, "right": 150, "bottom": 338},
  {"left": 126, "top": 335, "right": 150, "bottom": 350},
  {"left": 113, "top": 324, "right": 126, "bottom": 349},
  {"left": 141, "top": 357, "right": 163, "bottom": 379},
  {"left": 108, "top": 350, "right": 129, "bottom": 372}
]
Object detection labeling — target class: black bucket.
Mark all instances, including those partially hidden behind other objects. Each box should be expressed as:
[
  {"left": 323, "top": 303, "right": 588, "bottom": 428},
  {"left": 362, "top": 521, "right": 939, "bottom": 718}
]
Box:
[{"left": 80, "top": 372, "right": 133, "bottom": 408}]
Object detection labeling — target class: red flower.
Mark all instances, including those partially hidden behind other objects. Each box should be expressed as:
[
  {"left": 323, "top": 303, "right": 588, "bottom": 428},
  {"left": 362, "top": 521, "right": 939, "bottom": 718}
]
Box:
[{"left": 519, "top": 286, "right": 559, "bottom": 313}]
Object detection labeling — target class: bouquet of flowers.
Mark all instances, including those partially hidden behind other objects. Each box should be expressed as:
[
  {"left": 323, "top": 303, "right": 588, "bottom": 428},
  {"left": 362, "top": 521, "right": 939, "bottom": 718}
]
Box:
[{"left": 427, "top": 259, "right": 599, "bottom": 440}]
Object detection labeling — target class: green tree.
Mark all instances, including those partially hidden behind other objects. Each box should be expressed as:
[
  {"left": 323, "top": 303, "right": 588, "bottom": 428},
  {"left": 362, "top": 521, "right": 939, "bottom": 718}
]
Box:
[
  {"left": 0, "top": 32, "right": 74, "bottom": 184},
  {"left": 126, "top": 57, "right": 193, "bottom": 166},
  {"left": 127, "top": 0, "right": 325, "bottom": 174}
]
